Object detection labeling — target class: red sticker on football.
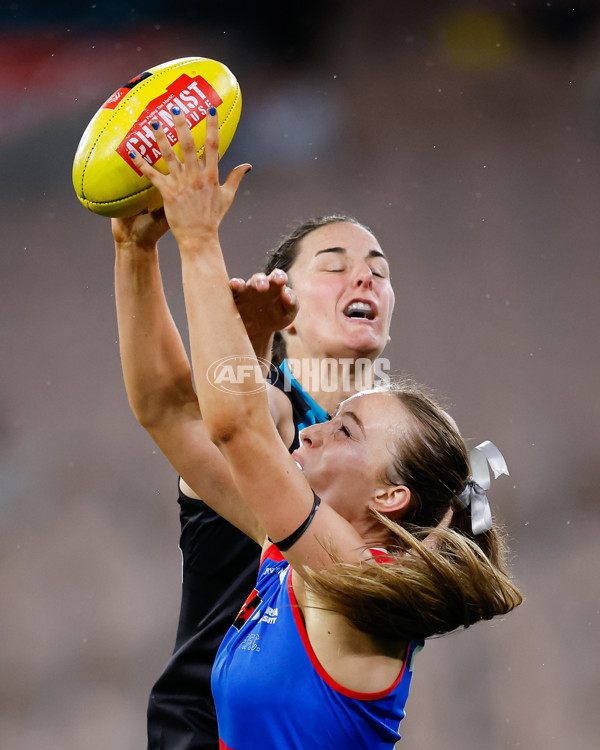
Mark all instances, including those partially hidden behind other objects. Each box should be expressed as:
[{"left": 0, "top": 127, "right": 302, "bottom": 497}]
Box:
[
  {"left": 102, "top": 71, "right": 153, "bottom": 110},
  {"left": 116, "top": 73, "right": 223, "bottom": 174}
]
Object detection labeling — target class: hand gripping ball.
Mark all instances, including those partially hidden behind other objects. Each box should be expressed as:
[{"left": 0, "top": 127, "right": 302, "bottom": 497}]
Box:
[{"left": 72, "top": 57, "right": 242, "bottom": 218}]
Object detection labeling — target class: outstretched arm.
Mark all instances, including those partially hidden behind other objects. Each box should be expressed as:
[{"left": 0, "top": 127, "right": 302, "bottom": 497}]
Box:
[
  {"left": 113, "top": 208, "right": 192, "bottom": 429},
  {"left": 113, "top": 208, "right": 265, "bottom": 540},
  {"left": 129, "top": 109, "right": 366, "bottom": 574}
]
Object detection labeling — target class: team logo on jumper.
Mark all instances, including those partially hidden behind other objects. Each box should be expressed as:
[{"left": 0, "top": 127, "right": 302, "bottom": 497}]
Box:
[
  {"left": 207, "top": 356, "right": 272, "bottom": 394},
  {"left": 259, "top": 606, "right": 278, "bottom": 625},
  {"left": 233, "top": 588, "right": 263, "bottom": 631},
  {"left": 240, "top": 634, "right": 260, "bottom": 651}
]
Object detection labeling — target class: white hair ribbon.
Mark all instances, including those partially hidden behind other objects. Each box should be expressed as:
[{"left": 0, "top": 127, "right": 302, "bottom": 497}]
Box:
[{"left": 454, "top": 441, "right": 509, "bottom": 535}]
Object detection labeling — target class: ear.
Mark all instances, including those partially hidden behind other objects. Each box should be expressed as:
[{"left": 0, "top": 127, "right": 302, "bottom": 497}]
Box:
[{"left": 370, "top": 485, "right": 411, "bottom": 520}]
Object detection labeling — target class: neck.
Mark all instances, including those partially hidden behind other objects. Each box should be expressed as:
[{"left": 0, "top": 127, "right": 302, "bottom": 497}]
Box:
[{"left": 284, "top": 354, "right": 379, "bottom": 414}]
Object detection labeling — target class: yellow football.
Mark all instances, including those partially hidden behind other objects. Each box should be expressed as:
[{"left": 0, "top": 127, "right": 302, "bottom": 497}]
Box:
[{"left": 72, "top": 57, "right": 242, "bottom": 218}]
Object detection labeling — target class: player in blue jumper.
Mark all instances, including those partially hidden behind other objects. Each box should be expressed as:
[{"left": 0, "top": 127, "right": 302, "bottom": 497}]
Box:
[
  {"left": 122, "top": 108, "right": 522, "bottom": 750},
  {"left": 113, "top": 204, "right": 394, "bottom": 748},
  {"left": 114, "top": 169, "right": 396, "bottom": 749}
]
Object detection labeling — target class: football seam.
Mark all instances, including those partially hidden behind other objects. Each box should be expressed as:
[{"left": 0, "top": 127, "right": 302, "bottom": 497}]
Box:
[{"left": 79, "top": 62, "right": 241, "bottom": 210}]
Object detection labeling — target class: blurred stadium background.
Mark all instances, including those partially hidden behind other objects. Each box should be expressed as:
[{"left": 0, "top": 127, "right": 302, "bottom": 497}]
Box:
[{"left": 1, "top": 1, "right": 599, "bottom": 748}]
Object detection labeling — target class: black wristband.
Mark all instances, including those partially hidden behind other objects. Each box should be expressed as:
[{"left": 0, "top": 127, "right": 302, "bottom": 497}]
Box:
[{"left": 269, "top": 492, "right": 321, "bottom": 552}]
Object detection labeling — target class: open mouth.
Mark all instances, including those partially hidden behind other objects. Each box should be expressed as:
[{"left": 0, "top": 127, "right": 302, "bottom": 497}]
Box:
[{"left": 343, "top": 301, "right": 376, "bottom": 321}]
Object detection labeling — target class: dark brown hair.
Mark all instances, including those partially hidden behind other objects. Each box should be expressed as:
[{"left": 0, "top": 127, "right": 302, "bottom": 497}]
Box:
[{"left": 263, "top": 215, "right": 372, "bottom": 366}]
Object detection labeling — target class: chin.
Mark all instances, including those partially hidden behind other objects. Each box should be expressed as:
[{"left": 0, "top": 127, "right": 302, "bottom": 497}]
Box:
[{"left": 345, "top": 333, "right": 385, "bottom": 357}]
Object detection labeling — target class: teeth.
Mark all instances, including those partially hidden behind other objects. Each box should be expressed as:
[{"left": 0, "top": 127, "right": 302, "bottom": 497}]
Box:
[
  {"left": 295, "top": 461, "right": 303, "bottom": 471},
  {"left": 344, "top": 301, "right": 374, "bottom": 319},
  {"left": 347, "top": 301, "right": 372, "bottom": 312}
]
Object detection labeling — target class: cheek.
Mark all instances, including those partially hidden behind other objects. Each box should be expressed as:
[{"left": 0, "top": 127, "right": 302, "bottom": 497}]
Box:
[
  {"left": 381, "top": 287, "right": 395, "bottom": 317},
  {"left": 296, "top": 278, "right": 343, "bottom": 319},
  {"left": 331, "top": 448, "right": 372, "bottom": 485}
]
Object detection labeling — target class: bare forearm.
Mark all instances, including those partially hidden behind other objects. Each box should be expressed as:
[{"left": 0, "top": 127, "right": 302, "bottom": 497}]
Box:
[
  {"left": 179, "top": 234, "right": 269, "bottom": 438},
  {"left": 115, "top": 241, "right": 196, "bottom": 426}
]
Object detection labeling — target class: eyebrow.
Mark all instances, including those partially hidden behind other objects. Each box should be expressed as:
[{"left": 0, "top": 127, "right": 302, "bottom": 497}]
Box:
[{"left": 314, "top": 246, "right": 388, "bottom": 261}]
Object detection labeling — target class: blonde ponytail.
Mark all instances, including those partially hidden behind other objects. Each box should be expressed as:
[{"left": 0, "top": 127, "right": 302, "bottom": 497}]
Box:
[
  {"left": 308, "top": 380, "right": 523, "bottom": 642},
  {"left": 308, "top": 515, "right": 522, "bottom": 642}
]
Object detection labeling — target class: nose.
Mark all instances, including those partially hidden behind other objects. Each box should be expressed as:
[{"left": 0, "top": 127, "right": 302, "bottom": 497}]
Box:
[
  {"left": 300, "top": 423, "right": 324, "bottom": 448},
  {"left": 352, "top": 262, "right": 373, "bottom": 289}
]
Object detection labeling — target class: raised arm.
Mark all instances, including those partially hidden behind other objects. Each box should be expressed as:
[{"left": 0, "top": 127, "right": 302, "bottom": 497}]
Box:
[
  {"left": 113, "top": 209, "right": 265, "bottom": 540},
  {"left": 113, "top": 209, "right": 192, "bottom": 427},
  {"left": 129, "top": 109, "right": 366, "bottom": 574}
]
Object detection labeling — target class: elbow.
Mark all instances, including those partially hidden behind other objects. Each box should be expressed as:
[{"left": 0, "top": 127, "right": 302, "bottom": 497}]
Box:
[
  {"left": 205, "top": 403, "right": 256, "bottom": 448},
  {"left": 128, "top": 381, "right": 199, "bottom": 430},
  {"left": 203, "top": 393, "right": 269, "bottom": 448},
  {"left": 206, "top": 415, "right": 244, "bottom": 447},
  {"left": 129, "top": 393, "right": 166, "bottom": 430}
]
